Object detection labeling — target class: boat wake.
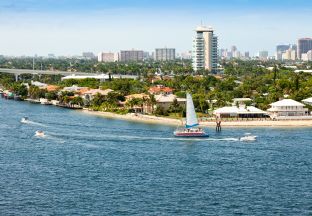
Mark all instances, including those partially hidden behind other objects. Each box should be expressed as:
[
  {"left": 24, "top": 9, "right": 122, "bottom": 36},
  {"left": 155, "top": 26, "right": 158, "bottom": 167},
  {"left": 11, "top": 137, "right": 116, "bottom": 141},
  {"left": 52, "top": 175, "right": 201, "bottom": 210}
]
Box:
[
  {"left": 47, "top": 132, "right": 241, "bottom": 143},
  {"left": 33, "top": 131, "right": 65, "bottom": 143},
  {"left": 21, "top": 119, "right": 47, "bottom": 127}
]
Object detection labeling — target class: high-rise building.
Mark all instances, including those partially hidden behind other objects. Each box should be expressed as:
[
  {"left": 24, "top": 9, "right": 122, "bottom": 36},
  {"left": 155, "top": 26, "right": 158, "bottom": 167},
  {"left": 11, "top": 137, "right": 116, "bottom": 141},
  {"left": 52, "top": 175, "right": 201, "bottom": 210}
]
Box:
[
  {"left": 308, "top": 50, "right": 312, "bottom": 61},
  {"left": 233, "top": 50, "right": 241, "bottom": 59},
  {"left": 276, "top": 45, "right": 290, "bottom": 60},
  {"left": 119, "top": 50, "right": 144, "bottom": 62},
  {"left": 231, "top": 46, "right": 237, "bottom": 53},
  {"left": 298, "top": 38, "right": 312, "bottom": 59},
  {"left": 98, "top": 52, "right": 117, "bottom": 62},
  {"left": 290, "top": 49, "right": 297, "bottom": 61},
  {"left": 258, "top": 51, "right": 269, "bottom": 60},
  {"left": 192, "top": 25, "right": 218, "bottom": 72},
  {"left": 276, "top": 45, "right": 290, "bottom": 53},
  {"left": 301, "top": 50, "right": 312, "bottom": 61},
  {"left": 155, "top": 48, "right": 175, "bottom": 61},
  {"left": 282, "top": 49, "right": 291, "bottom": 61},
  {"left": 143, "top": 52, "right": 151, "bottom": 60},
  {"left": 244, "top": 52, "right": 250, "bottom": 59}
]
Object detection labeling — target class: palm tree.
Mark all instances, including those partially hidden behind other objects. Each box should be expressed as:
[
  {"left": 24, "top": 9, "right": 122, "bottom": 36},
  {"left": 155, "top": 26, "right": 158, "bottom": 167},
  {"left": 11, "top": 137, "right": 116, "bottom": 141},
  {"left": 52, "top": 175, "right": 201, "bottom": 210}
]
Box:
[
  {"left": 147, "top": 93, "right": 157, "bottom": 114},
  {"left": 71, "top": 96, "right": 83, "bottom": 107}
]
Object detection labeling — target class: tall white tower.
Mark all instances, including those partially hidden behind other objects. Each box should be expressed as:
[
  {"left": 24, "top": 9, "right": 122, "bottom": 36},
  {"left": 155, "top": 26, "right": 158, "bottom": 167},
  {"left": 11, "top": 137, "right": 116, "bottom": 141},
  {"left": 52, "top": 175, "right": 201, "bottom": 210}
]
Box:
[{"left": 192, "top": 25, "right": 218, "bottom": 73}]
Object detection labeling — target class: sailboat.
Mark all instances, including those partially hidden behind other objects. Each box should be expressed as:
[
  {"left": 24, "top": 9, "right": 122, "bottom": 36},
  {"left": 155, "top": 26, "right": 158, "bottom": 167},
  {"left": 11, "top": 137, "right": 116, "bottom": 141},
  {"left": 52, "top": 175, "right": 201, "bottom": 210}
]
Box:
[{"left": 173, "top": 93, "right": 209, "bottom": 137}]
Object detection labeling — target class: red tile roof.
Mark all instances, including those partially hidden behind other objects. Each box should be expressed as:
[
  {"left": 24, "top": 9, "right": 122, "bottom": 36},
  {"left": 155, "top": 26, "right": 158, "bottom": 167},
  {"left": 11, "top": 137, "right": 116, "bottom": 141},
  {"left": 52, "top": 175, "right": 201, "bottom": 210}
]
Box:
[{"left": 148, "top": 85, "right": 173, "bottom": 94}]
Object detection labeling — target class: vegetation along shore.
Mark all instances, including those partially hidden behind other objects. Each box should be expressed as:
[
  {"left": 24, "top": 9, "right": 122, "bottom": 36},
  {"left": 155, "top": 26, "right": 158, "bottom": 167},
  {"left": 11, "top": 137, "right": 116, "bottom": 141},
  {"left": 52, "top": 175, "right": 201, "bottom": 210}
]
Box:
[{"left": 1, "top": 57, "right": 312, "bottom": 127}]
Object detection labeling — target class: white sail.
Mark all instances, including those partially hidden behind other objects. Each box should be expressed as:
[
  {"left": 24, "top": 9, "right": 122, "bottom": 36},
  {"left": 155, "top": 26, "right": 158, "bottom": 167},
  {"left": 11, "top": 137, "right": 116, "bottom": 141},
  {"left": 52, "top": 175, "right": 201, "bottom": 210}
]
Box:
[{"left": 186, "top": 93, "right": 199, "bottom": 128}]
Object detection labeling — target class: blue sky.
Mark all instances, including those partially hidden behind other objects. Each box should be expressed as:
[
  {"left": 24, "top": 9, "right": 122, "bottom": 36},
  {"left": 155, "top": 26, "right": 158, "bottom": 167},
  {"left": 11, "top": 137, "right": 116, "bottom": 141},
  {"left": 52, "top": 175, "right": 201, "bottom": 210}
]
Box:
[{"left": 0, "top": 0, "right": 311, "bottom": 56}]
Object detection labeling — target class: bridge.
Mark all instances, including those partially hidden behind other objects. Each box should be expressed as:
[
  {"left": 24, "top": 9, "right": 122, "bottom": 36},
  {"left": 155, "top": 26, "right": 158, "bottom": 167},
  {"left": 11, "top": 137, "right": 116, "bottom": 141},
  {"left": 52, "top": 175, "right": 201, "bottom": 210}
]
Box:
[{"left": 0, "top": 68, "right": 138, "bottom": 81}]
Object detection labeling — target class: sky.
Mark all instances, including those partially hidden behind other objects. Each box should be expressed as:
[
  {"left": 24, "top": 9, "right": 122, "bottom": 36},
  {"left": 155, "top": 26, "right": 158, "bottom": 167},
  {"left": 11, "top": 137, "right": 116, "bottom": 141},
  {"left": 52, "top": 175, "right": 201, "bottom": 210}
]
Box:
[{"left": 0, "top": 0, "right": 311, "bottom": 56}]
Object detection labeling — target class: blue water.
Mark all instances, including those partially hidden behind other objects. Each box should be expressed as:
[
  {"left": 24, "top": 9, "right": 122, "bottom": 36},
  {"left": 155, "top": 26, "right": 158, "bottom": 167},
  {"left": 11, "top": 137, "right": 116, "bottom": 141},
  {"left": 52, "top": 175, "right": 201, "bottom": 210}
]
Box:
[{"left": 1, "top": 99, "right": 312, "bottom": 215}]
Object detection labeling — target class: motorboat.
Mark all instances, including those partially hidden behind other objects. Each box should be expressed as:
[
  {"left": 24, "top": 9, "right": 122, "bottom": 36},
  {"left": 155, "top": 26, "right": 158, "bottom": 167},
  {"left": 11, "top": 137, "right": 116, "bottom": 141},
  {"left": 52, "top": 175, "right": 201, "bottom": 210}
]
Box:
[
  {"left": 240, "top": 135, "right": 257, "bottom": 142},
  {"left": 173, "top": 93, "right": 208, "bottom": 137},
  {"left": 21, "top": 117, "right": 29, "bottom": 123},
  {"left": 35, "top": 130, "right": 45, "bottom": 137}
]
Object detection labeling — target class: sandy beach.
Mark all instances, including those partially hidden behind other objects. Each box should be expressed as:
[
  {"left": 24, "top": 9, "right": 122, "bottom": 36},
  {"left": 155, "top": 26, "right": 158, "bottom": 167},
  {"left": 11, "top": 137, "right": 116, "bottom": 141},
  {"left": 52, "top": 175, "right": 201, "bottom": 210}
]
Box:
[
  {"left": 81, "top": 109, "right": 181, "bottom": 126},
  {"left": 81, "top": 109, "right": 312, "bottom": 127}
]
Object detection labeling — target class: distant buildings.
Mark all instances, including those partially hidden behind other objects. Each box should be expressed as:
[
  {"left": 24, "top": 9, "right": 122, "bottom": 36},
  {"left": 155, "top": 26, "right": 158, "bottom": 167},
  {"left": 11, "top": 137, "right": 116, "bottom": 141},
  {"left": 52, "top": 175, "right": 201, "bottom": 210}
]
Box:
[
  {"left": 82, "top": 52, "right": 95, "bottom": 59},
  {"left": 258, "top": 51, "right": 269, "bottom": 60},
  {"left": 276, "top": 45, "right": 290, "bottom": 61},
  {"left": 275, "top": 44, "right": 297, "bottom": 61},
  {"left": 155, "top": 48, "right": 175, "bottom": 61},
  {"left": 244, "top": 52, "right": 250, "bottom": 58},
  {"left": 220, "top": 46, "right": 249, "bottom": 60},
  {"left": 97, "top": 52, "right": 117, "bottom": 62},
  {"left": 298, "top": 38, "right": 312, "bottom": 60},
  {"left": 301, "top": 50, "right": 312, "bottom": 61},
  {"left": 143, "top": 52, "right": 151, "bottom": 60},
  {"left": 180, "top": 51, "right": 192, "bottom": 60},
  {"left": 119, "top": 50, "right": 144, "bottom": 62},
  {"left": 192, "top": 25, "right": 218, "bottom": 72},
  {"left": 47, "top": 54, "right": 56, "bottom": 59}
]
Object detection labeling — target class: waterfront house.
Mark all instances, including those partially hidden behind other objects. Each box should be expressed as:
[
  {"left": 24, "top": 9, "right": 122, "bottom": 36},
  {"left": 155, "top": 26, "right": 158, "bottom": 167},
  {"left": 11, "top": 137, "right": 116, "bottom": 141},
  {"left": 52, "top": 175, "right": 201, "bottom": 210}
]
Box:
[
  {"left": 267, "top": 99, "right": 309, "bottom": 118},
  {"left": 124, "top": 93, "right": 152, "bottom": 113},
  {"left": 125, "top": 93, "right": 150, "bottom": 101},
  {"left": 213, "top": 105, "right": 267, "bottom": 118},
  {"left": 31, "top": 81, "right": 48, "bottom": 88},
  {"left": 82, "top": 89, "right": 114, "bottom": 101},
  {"left": 302, "top": 97, "right": 312, "bottom": 106},
  {"left": 155, "top": 94, "right": 186, "bottom": 111},
  {"left": 44, "top": 85, "right": 60, "bottom": 92},
  {"left": 62, "top": 85, "right": 88, "bottom": 92},
  {"left": 148, "top": 85, "right": 173, "bottom": 95}
]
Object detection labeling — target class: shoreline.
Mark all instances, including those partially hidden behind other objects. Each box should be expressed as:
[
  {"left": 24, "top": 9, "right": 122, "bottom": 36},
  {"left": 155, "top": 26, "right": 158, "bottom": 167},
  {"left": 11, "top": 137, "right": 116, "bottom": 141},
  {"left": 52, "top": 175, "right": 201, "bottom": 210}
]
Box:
[
  {"left": 80, "top": 109, "right": 181, "bottom": 126},
  {"left": 81, "top": 109, "right": 312, "bottom": 128},
  {"left": 2, "top": 98, "right": 312, "bottom": 128}
]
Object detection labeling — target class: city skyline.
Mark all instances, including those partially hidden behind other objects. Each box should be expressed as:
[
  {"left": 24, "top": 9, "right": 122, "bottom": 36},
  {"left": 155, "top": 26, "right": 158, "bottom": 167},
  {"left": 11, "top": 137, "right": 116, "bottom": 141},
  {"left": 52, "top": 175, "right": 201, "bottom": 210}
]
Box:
[{"left": 0, "top": 0, "right": 311, "bottom": 56}]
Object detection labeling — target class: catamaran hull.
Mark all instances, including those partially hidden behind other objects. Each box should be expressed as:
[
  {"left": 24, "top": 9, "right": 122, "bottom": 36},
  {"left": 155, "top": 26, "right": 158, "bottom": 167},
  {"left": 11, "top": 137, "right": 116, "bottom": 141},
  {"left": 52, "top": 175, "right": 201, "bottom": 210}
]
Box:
[{"left": 174, "top": 132, "right": 209, "bottom": 137}]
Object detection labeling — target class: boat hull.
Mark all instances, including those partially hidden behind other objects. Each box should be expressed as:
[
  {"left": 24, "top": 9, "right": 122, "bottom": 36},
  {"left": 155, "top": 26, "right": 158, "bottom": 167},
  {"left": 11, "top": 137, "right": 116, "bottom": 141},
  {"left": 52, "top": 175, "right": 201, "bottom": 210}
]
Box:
[{"left": 174, "top": 132, "right": 209, "bottom": 137}]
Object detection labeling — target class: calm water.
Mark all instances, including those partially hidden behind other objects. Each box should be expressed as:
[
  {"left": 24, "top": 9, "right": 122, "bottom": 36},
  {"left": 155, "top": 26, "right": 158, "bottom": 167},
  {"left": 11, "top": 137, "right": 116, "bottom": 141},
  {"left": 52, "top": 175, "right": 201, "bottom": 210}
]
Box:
[{"left": 1, "top": 99, "right": 312, "bottom": 215}]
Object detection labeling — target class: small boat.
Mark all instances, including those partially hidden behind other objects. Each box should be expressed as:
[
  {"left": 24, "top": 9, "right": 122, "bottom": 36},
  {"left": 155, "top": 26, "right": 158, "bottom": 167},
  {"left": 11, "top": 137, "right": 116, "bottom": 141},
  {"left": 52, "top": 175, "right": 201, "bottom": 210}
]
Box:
[
  {"left": 240, "top": 135, "right": 257, "bottom": 142},
  {"left": 35, "top": 130, "right": 45, "bottom": 137},
  {"left": 21, "top": 117, "right": 29, "bottom": 123},
  {"left": 174, "top": 93, "right": 208, "bottom": 137}
]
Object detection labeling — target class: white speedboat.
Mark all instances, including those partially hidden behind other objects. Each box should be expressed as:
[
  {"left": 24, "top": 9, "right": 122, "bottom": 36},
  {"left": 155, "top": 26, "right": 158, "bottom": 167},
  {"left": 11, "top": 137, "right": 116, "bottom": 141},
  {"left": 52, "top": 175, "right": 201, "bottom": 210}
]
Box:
[
  {"left": 240, "top": 135, "right": 257, "bottom": 142},
  {"left": 21, "top": 117, "right": 29, "bottom": 123},
  {"left": 35, "top": 130, "right": 45, "bottom": 137}
]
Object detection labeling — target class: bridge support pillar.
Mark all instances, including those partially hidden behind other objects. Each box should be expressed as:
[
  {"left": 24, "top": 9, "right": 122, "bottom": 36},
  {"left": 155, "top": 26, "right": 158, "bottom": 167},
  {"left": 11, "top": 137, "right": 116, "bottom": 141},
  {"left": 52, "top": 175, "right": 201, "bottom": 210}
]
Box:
[{"left": 15, "top": 73, "right": 19, "bottom": 82}]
